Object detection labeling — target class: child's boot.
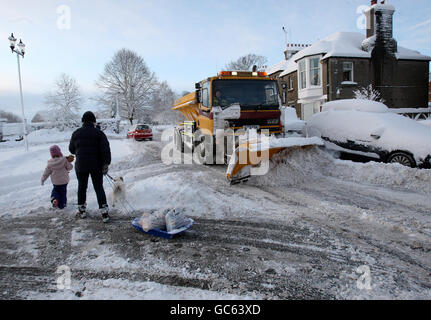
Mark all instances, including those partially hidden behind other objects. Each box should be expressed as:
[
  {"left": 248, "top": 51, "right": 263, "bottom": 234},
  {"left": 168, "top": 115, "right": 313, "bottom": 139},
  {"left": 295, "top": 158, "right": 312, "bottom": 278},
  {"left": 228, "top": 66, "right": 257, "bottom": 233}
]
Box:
[{"left": 51, "top": 197, "right": 59, "bottom": 208}]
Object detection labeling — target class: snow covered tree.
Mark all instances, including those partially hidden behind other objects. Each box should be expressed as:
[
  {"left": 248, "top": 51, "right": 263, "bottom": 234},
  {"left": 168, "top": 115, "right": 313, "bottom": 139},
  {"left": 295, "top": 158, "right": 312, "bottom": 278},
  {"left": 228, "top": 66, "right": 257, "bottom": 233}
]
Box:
[
  {"left": 149, "top": 80, "right": 177, "bottom": 124},
  {"left": 224, "top": 54, "right": 268, "bottom": 71},
  {"left": 353, "top": 85, "right": 385, "bottom": 103},
  {"left": 96, "top": 48, "right": 157, "bottom": 125},
  {"left": 44, "top": 74, "right": 82, "bottom": 127}
]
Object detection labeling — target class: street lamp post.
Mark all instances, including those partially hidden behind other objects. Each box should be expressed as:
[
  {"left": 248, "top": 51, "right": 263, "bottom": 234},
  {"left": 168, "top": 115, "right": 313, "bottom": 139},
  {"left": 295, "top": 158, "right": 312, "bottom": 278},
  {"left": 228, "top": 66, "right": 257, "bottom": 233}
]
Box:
[{"left": 8, "top": 33, "right": 28, "bottom": 151}]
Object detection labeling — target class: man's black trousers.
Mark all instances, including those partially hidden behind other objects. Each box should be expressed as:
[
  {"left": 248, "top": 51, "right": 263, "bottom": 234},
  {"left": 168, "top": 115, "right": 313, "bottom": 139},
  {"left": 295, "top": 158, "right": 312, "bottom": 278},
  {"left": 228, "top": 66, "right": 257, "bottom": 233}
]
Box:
[{"left": 76, "top": 171, "right": 108, "bottom": 209}]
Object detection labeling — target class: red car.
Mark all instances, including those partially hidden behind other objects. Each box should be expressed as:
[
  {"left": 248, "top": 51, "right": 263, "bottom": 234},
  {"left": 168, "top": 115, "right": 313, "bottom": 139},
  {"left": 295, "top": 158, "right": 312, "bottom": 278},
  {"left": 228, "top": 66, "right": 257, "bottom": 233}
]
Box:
[{"left": 127, "top": 124, "right": 153, "bottom": 141}]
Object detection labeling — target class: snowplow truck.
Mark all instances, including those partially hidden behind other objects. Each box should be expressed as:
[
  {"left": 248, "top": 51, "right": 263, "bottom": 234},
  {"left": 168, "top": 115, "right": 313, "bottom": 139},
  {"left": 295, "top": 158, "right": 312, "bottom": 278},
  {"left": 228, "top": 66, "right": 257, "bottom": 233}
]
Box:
[{"left": 172, "top": 70, "right": 321, "bottom": 184}]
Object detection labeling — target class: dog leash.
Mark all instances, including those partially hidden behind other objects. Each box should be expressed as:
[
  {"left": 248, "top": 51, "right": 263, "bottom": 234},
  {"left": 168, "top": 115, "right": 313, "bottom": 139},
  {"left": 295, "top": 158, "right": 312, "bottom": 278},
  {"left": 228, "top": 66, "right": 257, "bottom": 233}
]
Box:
[{"left": 104, "top": 174, "right": 137, "bottom": 216}]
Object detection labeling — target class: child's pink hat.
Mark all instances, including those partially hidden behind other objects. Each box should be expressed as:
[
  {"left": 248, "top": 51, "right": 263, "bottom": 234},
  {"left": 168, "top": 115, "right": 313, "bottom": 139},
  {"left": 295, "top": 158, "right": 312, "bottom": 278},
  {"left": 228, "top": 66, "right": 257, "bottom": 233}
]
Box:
[{"left": 50, "top": 145, "right": 63, "bottom": 158}]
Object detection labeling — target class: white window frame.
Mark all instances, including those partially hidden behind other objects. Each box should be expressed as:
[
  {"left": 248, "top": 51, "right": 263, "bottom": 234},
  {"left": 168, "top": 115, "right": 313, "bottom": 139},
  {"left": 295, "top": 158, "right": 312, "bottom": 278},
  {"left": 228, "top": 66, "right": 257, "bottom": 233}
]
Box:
[
  {"left": 342, "top": 62, "right": 354, "bottom": 82},
  {"left": 289, "top": 76, "right": 294, "bottom": 90},
  {"left": 298, "top": 60, "right": 307, "bottom": 90},
  {"left": 298, "top": 55, "right": 322, "bottom": 91},
  {"left": 309, "top": 57, "right": 321, "bottom": 87}
]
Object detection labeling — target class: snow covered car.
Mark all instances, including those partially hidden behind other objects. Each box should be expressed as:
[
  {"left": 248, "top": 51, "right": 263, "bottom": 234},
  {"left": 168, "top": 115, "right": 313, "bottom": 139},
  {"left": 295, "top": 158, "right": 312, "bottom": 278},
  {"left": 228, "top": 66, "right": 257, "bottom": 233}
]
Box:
[
  {"left": 127, "top": 124, "right": 153, "bottom": 141},
  {"left": 418, "top": 119, "right": 431, "bottom": 128},
  {"left": 281, "top": 106, "right": 305, "bottom": 134},
  {"left": 305, "top": 99, "right": 431, "bottom": 168}
]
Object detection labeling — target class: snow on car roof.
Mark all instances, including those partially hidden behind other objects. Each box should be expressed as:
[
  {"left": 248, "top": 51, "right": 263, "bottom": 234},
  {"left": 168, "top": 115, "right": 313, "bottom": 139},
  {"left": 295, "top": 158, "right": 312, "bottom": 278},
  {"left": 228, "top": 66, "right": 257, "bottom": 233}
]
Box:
[
  {"left": 307, "top": 109, "right": 431, "bottom": 161},
  {"left": 322, "top": 99, "right": 389, "bottom": 113}
]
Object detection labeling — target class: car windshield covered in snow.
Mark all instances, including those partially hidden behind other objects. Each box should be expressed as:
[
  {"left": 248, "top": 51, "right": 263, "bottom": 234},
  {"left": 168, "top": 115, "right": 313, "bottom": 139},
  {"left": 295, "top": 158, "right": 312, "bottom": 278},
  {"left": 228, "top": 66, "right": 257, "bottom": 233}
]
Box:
[{"left": 212, "top": 80, "right": 279, "bottom": 110}]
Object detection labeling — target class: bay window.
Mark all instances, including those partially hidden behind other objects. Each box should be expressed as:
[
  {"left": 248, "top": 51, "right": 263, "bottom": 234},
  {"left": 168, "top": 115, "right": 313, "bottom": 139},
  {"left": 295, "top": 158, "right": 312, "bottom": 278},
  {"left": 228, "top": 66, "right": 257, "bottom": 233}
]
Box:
[{"left": 298, "top": 56, "right": 322, "bottom": 90}]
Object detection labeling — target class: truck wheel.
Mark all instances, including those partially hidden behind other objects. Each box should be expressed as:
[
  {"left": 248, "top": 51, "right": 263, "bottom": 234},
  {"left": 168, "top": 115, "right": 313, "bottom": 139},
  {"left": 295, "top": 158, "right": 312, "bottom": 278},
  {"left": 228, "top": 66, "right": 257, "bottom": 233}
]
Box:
[{"left": 387, "top": 152, "right": 416, "bottom": 168}]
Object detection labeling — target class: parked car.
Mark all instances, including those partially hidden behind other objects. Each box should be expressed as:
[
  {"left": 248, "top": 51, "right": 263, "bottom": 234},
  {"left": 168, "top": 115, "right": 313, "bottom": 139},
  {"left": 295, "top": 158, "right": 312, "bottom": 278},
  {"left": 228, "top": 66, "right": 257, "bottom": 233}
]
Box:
[
  {"left": 281, "top": 106, "right": 305, "bottom": 134},
  {"left": 127, "top": 124, "right": 153, "bottom": 141},
  {"left": 305, "top": 99, "right": 431, "bottom": 168}
]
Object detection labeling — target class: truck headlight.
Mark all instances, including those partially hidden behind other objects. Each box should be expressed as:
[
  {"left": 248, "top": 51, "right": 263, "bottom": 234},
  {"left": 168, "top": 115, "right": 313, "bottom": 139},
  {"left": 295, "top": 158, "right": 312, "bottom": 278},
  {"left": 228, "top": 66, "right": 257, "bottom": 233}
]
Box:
[{"left": 267, "top": 119, "right": 279, "bottom": 125}]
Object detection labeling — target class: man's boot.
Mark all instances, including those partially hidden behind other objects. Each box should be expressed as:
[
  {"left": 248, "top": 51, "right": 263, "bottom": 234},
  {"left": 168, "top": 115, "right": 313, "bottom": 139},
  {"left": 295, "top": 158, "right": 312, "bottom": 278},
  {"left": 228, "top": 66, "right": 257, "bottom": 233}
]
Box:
[
  {"left": 76, "top": 204, "right": 87, "bottom": 219},
  {"left": 101, "top": 204, "right": 109, "bottom": 223}
]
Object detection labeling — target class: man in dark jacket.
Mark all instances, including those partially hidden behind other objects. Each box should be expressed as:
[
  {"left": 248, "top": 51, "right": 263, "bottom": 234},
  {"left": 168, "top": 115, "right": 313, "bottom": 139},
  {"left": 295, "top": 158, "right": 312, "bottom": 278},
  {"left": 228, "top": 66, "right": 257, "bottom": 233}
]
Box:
[{"left": 69, "top": 111, "right": 112, "bottom": 223}]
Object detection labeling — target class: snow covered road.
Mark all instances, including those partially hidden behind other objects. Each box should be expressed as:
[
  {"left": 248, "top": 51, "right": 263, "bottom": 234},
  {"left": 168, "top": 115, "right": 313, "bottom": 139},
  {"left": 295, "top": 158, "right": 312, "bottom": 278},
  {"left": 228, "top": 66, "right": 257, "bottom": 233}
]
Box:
[{"left": 0, "top": 127, "right": 430, "bottom": 299}]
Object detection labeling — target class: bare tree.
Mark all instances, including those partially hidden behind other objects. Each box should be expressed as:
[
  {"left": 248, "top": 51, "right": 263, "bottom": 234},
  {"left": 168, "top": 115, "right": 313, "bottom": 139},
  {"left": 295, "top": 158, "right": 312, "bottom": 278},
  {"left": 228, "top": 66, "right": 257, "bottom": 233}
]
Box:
[
  {"left": 96, "top": 48, "right": 157, "bottom": 125},
  {"left": 224, "top": 54, "right": 268, "bottom": 71},
  {"left": 44, "top": 73, "right": 82, "bottom": 126},
  {"left": 0, "top": 109, "right": 22, "bottom": 123},
  {"left": 150, "top": 80, "right": 177, "bottom": 124}
]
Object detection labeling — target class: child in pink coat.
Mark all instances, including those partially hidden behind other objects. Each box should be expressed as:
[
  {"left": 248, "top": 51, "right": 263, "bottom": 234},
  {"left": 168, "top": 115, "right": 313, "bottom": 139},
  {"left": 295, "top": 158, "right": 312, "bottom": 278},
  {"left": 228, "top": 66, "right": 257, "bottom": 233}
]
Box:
[{"left": 41, "top": 145, "right": 74, "bottom": 209}]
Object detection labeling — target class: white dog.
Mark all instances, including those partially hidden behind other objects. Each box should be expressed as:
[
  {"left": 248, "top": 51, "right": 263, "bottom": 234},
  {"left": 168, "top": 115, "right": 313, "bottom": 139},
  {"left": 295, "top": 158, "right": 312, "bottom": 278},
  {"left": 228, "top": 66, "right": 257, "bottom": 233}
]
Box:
[{"left": 110, "top": 176, "right": 126, "bottom": 208}]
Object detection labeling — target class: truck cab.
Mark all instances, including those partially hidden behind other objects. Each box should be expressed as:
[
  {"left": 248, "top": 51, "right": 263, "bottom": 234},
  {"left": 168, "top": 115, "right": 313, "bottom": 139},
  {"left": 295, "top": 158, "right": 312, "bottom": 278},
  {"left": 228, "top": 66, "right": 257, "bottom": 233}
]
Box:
[
  {"left": 173, "top": 71, "right": 282, "bottom": 163},
  {"left": 196, "top": 71, "right": 282, "bottom": 135}
]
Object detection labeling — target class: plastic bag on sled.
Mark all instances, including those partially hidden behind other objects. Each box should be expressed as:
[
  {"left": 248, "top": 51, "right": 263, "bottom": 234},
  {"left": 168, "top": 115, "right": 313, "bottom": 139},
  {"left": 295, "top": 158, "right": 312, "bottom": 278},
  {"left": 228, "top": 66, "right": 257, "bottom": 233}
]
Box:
[
  {"left": 138, "top": 211, "right": 165, "bottom": 232},
  {"left": 165, "top": 209, "right": 190, "bottom": 232}
]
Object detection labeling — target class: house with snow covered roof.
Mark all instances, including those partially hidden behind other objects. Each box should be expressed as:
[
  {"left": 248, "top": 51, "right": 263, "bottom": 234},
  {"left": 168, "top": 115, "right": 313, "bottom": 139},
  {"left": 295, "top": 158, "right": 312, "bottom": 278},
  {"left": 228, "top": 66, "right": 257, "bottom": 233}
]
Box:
[
  {"left": 429, "top": 73, "right": 431, "bottom": 105},
  {"left": 267, "top": 1, "right": 431, "bottom": 120}
]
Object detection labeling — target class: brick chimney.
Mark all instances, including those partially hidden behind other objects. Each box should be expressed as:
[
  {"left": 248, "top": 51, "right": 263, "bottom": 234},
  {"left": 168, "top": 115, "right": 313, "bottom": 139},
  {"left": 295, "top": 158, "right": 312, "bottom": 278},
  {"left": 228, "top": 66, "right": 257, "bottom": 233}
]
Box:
[
  {"left": 284, "top": 43, "right": 310, "bottom": 60},
  {"left": 363, "top": 0, "right": 397, "bottom": 55}
]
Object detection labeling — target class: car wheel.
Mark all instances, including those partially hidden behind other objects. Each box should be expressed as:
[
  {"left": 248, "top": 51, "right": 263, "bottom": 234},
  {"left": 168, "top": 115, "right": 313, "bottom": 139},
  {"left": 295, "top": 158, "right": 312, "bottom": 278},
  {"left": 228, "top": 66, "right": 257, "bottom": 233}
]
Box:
[{"left": 387, "top": 152, "right": 416, "bottom": 168}]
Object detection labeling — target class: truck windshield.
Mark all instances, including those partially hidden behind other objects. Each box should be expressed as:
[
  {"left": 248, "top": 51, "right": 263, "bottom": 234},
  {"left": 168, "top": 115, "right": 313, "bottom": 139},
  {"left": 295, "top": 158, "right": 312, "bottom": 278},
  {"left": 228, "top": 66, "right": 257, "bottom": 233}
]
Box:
[{"left": 212, "top": 80, "right": 279, "bottom": 109}]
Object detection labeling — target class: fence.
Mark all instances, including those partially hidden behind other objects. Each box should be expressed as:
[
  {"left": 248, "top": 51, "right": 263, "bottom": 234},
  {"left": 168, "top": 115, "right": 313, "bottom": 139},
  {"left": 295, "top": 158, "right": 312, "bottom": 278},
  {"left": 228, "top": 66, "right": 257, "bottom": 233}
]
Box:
[{"left": 388, "top": 107, "right": 431, "bottom": 120}]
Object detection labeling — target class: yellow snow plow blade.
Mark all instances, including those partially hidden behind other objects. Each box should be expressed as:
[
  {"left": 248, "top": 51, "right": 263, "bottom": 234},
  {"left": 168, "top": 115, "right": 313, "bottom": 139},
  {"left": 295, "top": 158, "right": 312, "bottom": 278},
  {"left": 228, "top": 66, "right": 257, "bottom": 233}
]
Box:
[
  {"left": 172, "top": 91, "right": 199, "bottom": 122},
  {"left": 226, "top": 137, "right": 323, "bottom": 184}
]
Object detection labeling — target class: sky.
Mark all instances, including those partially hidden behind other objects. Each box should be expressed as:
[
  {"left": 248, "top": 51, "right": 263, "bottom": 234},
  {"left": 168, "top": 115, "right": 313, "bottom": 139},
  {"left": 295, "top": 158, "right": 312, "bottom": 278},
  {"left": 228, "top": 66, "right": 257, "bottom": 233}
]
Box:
[{"left": 0, "top": 0, "right": 430, "bottom": 120}]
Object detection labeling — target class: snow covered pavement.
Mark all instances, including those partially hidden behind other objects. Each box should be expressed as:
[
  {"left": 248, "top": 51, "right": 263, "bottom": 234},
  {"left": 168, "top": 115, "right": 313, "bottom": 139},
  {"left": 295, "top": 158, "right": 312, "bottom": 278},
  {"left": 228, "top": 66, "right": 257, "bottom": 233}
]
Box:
[{"left": 0, "top": 127, "right": 430, "bottom": 299}]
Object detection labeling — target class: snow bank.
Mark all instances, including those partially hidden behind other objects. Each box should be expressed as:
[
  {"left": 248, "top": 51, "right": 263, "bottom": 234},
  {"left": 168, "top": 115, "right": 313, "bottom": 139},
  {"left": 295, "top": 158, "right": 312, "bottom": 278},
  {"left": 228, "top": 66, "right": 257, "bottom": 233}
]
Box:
[
  {"left": 124, "top": 170, "right": 266, "bottom": 220},
  {"left": 27, "top": 128, "right": 73, "bottom": 145},
  {"left": 322, "top": 99, "right": 388, "bottom": 113},
  {"left": 251, "top": 147, "right": 431, "bottom": 193},
  {"left": 0, "top": 139, "right": 136, "bottom": 218}
]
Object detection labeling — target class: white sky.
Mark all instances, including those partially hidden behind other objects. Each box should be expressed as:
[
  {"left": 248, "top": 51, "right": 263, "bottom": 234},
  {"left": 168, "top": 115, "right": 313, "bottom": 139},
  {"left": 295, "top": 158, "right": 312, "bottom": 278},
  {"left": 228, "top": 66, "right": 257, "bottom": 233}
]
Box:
[{"left": 0, "top": 0, "right": 430, "bottom": 119}]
